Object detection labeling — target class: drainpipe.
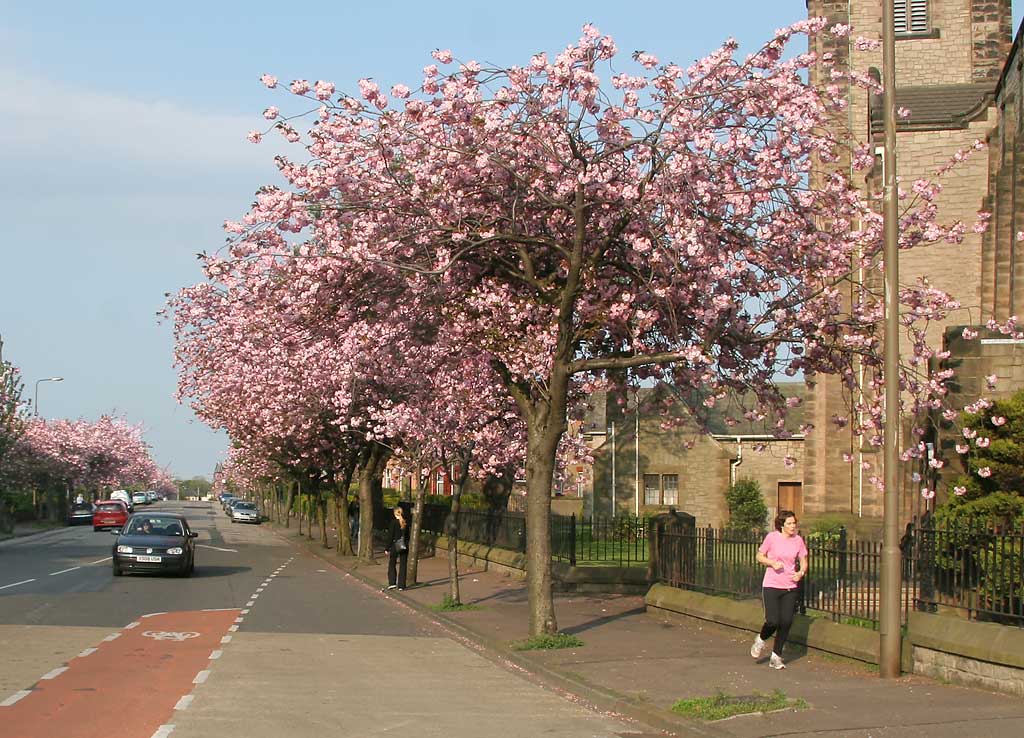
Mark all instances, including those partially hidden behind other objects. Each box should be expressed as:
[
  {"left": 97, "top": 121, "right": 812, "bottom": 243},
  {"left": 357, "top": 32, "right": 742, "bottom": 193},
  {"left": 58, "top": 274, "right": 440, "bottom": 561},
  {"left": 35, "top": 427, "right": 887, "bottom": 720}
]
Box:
[
  {"left": 730, "top": 437, "right": 744, "bottom": 489},
  {"left": 610, "top": 422, "right": 616, "bottom": 518},
  {"left": 634, "top": 390, "right": 641, "bottom": 517}
]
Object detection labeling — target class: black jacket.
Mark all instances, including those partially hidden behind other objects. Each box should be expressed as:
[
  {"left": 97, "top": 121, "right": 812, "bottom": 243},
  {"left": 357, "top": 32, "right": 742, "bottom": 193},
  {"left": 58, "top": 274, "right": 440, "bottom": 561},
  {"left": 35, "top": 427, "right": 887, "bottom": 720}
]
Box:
[{"left": 387, "top": 516, "right": 410, "bottom": 552}]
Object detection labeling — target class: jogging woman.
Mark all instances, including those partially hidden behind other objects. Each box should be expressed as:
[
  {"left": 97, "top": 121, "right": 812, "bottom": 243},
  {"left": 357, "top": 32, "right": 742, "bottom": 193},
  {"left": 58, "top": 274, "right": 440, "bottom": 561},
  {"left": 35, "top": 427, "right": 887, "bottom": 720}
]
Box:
[{"left": 750, "top": 510, "right": 807, "bottom": 670}]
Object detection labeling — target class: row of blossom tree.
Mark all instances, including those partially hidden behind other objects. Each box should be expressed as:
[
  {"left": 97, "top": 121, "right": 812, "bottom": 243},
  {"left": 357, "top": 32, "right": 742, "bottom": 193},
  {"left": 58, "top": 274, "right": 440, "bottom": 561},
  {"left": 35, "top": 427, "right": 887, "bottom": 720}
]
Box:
[
  {"left": 172, "top": 21, "right": 1015, "bottom": 635},
  {"left": 0, "top": 351, "right": 171, "bottom": 529}
]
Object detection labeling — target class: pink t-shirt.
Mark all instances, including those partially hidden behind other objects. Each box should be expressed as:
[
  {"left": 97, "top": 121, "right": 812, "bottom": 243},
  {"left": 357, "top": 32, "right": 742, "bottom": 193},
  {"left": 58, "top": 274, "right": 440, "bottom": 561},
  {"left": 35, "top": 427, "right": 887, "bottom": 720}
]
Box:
[{"left": 759, "top": 530, "right": 808, "bottom": 590}]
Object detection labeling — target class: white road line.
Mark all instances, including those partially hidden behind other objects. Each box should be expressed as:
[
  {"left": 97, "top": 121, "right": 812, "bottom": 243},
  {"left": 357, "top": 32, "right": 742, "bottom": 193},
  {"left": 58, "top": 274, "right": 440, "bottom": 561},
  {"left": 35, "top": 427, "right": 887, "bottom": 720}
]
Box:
[
  {"left": 40, "top": 667, "right": 68, "bottom": 680},
  {"left": 89, "top": 557, "right": 112, "bottom": 564},
  {"left": 200, "top": 607, "right": 235, "bottom": 612},
  {"left": 0, "top": 690, "right": 32, "bottom": 707},
  {"left": 233, "top": 617, "right": 244, "bottom": 624},
  {"left": 151, "top": 725, "right": 176, "bottom": 738},
  {"left": 228, "top": 625, "right": 238, "bottom": 632},
  {"left": 124, "top": 621, "right": 140, "bottom": 629},
  {"left": 220, "top": 635, "right": 232, "bottom": 644},
  {"left": 142, "top": 612, "right": 166, "bottom": 618},
  {"left": 193, "top": 670, "right": 210, "bottom": 684},
  {"left": 0, "top": 579, "right": 35, "bottom": 591},
  {"left": 240, "top": 609, "right": 250, "bottom": 615},
  {"left": 78, "top": 648, "right": 98, "bottom": 658},
  {"left": 245, "top": 601, "right": 255, "bottom": 607},
  {"left": 174, "top": 695, "right": 194, "bottom": 710},
  {"left": 49, "top": 566, "right": 81, "bottom": 576},
  {"left": 196, "top": 544, "right": 237, "bottom": 552},
  {"left": 250, "top": 593, "right": 259, "bottom": 599},
  {"left": 103, "top": 633, "right": 122, "bottom": 642},
  {"left": 209, "top": 650, "right": 222, "bottom": 660}
]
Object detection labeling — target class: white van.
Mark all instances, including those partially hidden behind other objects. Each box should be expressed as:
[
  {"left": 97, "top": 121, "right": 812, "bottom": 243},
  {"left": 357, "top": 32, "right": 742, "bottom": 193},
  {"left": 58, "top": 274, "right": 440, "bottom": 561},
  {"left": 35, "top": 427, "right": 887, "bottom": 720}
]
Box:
[{"left": 110, "top": 490, "right": 134, "bottom": 513}]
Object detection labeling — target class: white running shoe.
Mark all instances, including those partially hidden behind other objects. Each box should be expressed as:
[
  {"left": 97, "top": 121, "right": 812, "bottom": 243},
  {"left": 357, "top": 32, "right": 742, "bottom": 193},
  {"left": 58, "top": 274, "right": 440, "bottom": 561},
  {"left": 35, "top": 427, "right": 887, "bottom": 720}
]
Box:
[
  {"left": 769, "top": 652, "right": 786, "bottom": 670},
  {"left": 750, "top": 635, "right": 767, "bottom": 659}
]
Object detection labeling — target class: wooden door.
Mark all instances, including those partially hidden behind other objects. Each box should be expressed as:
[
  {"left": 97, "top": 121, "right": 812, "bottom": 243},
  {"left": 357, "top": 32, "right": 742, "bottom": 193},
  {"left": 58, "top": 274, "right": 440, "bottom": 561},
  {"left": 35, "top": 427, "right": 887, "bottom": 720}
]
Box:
[{"left": 778, "top": 482, "right": 803, "bottom": 518}]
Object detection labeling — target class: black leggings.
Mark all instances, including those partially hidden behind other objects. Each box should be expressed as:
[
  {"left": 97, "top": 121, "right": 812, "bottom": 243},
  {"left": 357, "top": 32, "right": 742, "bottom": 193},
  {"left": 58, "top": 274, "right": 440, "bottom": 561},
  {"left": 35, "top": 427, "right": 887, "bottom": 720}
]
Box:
[
  {"left": 759, "top": 587, "right": 798, "bottom": 656},
  {"left": 388, "top": 549, "right": 408, "bottom": 588}
]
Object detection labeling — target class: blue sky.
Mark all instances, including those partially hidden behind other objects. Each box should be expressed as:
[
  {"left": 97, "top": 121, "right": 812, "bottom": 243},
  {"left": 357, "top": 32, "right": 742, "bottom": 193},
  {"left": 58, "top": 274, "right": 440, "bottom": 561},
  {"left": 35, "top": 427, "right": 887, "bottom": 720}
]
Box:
[{"left": 1, "top": 1, "right": 1022, "bottom": 479}]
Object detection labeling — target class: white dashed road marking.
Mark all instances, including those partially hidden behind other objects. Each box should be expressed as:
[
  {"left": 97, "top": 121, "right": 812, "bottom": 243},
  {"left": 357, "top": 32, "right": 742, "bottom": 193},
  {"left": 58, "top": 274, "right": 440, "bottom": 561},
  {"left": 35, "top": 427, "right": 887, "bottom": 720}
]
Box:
[
  {"left": 0, "top": 690, "right": 32, "bottom": 707},
  {"left": 193, "top": 670, "right": 210, "bottom": 684},
  {"left": 151, "top": 725, "right": 175, "bottom": 738},
  {"left": 49, "top": 566, "right": 81, "bottom": 576},
  {"left": 0, "top": 579, "right": 35, "bottom": 591},
  {"left": 40, "top": 667, "right": 68, "bottom": 680},
  {"left": 78, "top": 647, "right": 97, "bottom": 658},
  {"left": 174, "top": 695, "right": 194, "bottom": 710}
]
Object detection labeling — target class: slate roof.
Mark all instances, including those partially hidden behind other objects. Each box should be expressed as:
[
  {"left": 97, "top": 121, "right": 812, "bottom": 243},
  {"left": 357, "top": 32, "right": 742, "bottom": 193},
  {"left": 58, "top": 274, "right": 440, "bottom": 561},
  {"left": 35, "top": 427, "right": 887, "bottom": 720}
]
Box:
[
  {"left": 579, "top": 382, "right": 807, "bottom": 438},
  {"left": 870, "top": 83, "right": 994, "bottom": 131}
]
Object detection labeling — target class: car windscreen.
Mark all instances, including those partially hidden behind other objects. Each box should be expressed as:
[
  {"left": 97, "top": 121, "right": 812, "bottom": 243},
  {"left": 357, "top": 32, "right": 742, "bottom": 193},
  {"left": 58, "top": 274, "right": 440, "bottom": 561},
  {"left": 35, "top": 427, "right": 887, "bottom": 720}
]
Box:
[
  {"left": 234, "top": 502, "right": 256, "bottom": 510},
  {"left": 96, "top": 503, "right": 124, "bottom": 512},
  {"left": 125, "top": 518, "right": 184, "bottom": 536}
]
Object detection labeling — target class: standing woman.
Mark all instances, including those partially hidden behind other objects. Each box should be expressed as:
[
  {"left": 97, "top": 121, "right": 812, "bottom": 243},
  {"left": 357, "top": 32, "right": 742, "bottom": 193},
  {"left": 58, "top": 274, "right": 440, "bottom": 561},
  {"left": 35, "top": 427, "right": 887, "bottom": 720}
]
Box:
[
  {"left": 386, "top": 504, "right": 411, "bottom": 590},
  {"left": 751, "top": 510, "right": 808, "bottom": 670}
]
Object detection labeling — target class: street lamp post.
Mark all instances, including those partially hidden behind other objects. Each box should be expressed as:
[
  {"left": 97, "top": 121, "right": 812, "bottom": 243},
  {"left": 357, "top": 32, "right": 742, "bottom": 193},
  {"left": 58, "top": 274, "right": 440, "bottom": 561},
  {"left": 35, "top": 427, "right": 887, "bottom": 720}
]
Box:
[
  {"left": 34, "top": 377, "right": 64, "bottom": 416},
  {"left": 880, "top": 1, "right": 902, "bottom": 679}
]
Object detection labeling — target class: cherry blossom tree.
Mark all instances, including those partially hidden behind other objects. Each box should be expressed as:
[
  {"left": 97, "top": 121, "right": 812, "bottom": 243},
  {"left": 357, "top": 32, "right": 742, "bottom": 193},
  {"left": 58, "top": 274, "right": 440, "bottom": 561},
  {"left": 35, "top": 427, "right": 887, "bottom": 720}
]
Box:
[{"left": 180, "top": 20, "right": 1018, "bottom": 635}]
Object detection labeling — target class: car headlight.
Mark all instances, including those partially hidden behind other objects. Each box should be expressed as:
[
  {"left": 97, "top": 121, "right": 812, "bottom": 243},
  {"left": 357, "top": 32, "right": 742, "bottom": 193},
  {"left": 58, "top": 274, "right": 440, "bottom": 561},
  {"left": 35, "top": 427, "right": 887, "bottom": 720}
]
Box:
[
  {"left": 117, "top": 545, "right": 133, "bottom": 553},
  {"left": 167, "top": 547, "right": 184, "bottom": 555}
]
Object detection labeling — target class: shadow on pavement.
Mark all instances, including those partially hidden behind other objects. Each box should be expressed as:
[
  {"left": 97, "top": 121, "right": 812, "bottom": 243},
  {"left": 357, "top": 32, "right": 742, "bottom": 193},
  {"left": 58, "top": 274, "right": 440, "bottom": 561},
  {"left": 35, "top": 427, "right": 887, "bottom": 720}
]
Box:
[{"left": 561, "top": 605, "right": 647, "bottom": 636}]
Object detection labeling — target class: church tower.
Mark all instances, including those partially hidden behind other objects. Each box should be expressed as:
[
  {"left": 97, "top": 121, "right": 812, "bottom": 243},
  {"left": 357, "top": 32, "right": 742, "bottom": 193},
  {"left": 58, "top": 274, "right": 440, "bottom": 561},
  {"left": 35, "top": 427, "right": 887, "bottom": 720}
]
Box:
[{"left": 801, "top": 1, "right": 1013, "bottom": 527}]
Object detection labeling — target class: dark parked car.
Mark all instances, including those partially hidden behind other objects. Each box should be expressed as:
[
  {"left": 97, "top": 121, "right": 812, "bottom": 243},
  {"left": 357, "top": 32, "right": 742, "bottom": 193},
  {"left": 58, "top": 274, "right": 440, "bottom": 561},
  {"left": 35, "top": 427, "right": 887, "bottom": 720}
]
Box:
[
  {"left": 111, "top": 513, "right": 197, "bottom": 577},
  {"left": 67, "top": 501, "right": 94, "bottom": 526}
]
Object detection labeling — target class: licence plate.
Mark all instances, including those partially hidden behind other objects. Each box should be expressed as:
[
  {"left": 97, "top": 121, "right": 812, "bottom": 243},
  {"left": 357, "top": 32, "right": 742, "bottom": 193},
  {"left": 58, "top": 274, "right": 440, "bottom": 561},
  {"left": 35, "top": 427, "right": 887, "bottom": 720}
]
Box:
[{"left": 136, "top": 555, "right": 162, "bottom": 563}]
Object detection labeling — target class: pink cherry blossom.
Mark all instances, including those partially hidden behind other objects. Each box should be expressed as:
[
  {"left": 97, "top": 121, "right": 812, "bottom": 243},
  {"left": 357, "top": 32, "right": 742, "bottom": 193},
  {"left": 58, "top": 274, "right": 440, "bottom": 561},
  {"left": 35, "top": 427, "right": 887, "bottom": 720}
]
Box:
[
  {"left": 263, "top": 106, "right": 279, "bottom": 120},
  {"left": 247, "top": 130, "right": 262, "bottom": 144},
  {"left": 953, "top": 486, "right": 967, "bottom": 496},
  {"left": 978, "top": 467, "right": 992, "bottom": 478},
  {"left": 260, "top": 74, "right": 278, "bottom": 88}
]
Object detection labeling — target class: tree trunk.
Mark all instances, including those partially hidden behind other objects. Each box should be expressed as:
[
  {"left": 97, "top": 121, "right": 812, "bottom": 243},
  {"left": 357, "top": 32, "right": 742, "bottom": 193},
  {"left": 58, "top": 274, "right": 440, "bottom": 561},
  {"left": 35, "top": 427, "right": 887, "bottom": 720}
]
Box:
[
  {"left": 297, "top": 479, "right": 304, "bottom": 535},
  {"left": 319, "top": 492, "right": 329, "bottom": 547},
  {"left": 336, "top": 465, "right": 355, "bottom": 556},
  {"left": 447, "top": 451, "right": 472, "bottom": 605},
  {"left": 284, "top": 480, "right": 296, "bottom": 528},
  {"left": 525, "top": 420, "right": 561, "bottom": 635},
  {"left": 406, "top": 471, "right": 429, "bottom": 585},
  {"left": 356, "top": 443, "right": 388, "bottom": 563}
]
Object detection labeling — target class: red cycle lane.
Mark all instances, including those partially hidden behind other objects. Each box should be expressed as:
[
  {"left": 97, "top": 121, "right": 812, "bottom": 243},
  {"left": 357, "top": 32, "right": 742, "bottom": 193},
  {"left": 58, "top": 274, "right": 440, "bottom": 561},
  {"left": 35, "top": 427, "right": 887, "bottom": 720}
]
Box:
[{"left": 0, "top": 609, "right": 240, "bottom": 738}]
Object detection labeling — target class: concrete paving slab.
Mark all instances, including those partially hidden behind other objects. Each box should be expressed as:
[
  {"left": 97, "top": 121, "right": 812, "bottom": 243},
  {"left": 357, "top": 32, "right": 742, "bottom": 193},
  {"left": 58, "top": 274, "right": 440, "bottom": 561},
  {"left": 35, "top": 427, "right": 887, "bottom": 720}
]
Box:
[{"left": 171, "top": 631, "right": 639, "bottom": 738}]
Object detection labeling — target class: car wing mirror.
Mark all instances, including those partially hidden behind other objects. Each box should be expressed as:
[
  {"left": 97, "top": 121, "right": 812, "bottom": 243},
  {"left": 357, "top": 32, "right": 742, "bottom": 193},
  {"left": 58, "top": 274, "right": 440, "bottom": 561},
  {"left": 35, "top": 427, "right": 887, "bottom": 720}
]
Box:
[
  {"left": 189, "top": 531, "right": 198, "bottom": 538},
  {"left": 110, "top": 528, "right": 122, "bottom": 535}
]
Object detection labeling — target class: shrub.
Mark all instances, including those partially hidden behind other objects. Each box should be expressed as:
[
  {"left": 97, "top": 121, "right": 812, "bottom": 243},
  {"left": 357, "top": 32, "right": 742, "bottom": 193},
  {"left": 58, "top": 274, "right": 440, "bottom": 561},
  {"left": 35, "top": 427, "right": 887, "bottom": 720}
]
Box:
[{"left": 725, "top": 478, "right": 768, "bottom": 534}]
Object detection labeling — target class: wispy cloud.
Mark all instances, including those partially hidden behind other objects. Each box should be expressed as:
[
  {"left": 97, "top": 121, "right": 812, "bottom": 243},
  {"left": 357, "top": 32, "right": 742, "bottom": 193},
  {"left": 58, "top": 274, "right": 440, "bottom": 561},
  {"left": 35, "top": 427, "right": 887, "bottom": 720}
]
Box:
[{"left": 0, "top": 66, "right": 269, "bottom": 171}]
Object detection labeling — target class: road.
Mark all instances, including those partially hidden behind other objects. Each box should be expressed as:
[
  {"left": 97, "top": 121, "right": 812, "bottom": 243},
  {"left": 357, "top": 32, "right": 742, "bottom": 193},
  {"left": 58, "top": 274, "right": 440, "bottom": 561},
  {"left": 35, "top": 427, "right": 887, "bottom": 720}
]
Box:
[{"left": 0, "top": 501, "right": 639, "bottom": 738}]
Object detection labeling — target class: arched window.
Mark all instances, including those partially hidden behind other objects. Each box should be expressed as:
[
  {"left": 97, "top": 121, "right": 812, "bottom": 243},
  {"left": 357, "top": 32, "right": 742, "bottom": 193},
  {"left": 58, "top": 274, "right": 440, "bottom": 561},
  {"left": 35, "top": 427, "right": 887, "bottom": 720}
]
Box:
[{"left": 894, "top": 0, "right": 929, "bottom": 35}]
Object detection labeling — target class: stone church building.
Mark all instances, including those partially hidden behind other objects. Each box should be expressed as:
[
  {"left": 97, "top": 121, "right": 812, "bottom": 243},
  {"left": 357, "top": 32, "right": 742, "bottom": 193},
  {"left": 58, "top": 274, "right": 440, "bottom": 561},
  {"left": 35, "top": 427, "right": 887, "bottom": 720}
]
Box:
[
  {"left": 580, "top": 2, "right": 1024, "bottom": 531},
  {"left": 804, "top": 0, "right": 1024, "bottom": 529}
]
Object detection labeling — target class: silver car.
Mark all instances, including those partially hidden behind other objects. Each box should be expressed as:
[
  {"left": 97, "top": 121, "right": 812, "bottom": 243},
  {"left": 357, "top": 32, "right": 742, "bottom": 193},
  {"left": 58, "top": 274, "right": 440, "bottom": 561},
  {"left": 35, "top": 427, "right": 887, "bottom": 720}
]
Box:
[{"left": 230, "top": 501, "right": 260, "bottom": 524}]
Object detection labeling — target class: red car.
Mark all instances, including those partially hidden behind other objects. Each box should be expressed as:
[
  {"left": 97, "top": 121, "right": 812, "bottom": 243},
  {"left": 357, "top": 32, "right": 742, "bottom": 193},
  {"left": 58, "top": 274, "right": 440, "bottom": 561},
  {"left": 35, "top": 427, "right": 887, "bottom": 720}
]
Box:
[{"left": 93, "top": 500, "right": 129, "bottom": 531}]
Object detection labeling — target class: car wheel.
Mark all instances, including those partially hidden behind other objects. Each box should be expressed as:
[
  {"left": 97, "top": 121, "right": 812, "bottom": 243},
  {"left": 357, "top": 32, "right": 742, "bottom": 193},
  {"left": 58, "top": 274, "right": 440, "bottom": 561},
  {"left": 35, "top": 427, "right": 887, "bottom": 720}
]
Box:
[
  {"left": 93, "top": 526, "right": 101, "bottom": 532},
  {"left": 112, "top": 561, "right": 122, "bottom": 577}
]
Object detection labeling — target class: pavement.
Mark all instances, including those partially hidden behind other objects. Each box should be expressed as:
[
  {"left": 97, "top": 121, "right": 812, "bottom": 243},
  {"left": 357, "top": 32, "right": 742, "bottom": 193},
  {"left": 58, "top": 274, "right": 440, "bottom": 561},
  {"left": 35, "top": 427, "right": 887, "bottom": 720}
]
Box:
[{"left": 9, "top": 517, "right": 1024, "bottom": 737}]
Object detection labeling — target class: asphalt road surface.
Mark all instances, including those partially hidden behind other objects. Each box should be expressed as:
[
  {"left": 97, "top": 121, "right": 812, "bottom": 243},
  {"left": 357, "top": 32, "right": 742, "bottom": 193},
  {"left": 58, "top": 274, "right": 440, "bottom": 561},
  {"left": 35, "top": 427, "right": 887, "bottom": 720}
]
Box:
[{"left": 0, "top": 501, "right": 640, "bottom": 738}]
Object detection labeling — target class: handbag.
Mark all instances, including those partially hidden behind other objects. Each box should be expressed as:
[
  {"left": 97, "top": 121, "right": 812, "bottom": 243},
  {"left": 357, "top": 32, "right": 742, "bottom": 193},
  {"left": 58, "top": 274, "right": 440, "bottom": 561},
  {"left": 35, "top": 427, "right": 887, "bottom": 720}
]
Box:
[{"left": 393, "top": 535, "right": 408, "bottom": 553}]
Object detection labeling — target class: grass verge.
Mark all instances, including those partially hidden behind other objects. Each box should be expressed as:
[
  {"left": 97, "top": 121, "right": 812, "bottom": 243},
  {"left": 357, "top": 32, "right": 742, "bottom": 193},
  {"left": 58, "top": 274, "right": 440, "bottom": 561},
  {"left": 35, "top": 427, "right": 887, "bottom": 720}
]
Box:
[
  {"left": 510, "top": 632, "right": 584, "bottom": 651},
  {"left": 431, "top": 594, "right": 482, "bottom": 612},
  {"left": 671, "top": 689, "right": 806, "bottom": 721}
]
